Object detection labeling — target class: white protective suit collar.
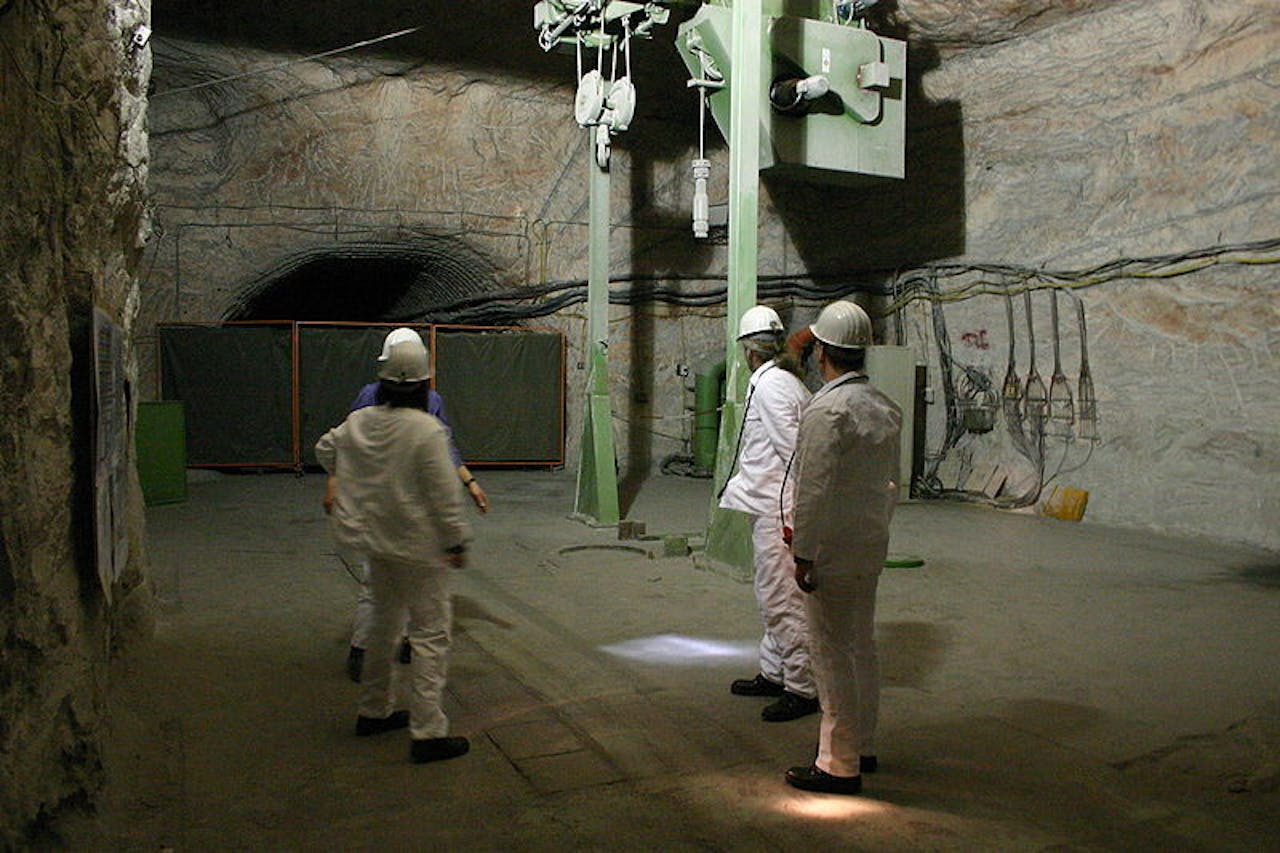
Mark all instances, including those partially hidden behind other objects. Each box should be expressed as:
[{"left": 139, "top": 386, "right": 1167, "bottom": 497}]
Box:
[{"left": 813, "top": 369, "right": 867, "bottom": 399}]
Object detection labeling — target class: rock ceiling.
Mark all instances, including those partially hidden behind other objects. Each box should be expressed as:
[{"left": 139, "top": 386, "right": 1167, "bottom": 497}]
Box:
[{"left": 152, "top": 1, "right": 1115, "bottom": 59}]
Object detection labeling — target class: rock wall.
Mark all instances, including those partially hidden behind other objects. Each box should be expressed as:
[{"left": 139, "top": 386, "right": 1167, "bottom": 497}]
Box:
[
  {"left": 139, "top": 1, "right": 1277, "bottom": 549},
  {"left": 0, "top": 0, "right": 151, "bottom": 844},
  {"left": 909, "top": 0, "right": 1278, "bottom": 549},
  {"left": 139, "top": 34, "right": 748, "bottom": 480}
]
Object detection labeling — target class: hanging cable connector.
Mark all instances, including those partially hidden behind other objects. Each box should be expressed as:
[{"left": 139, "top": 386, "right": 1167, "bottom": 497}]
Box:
[
  {"left": 1047, "top": 289, "right": 1075, "bottom": 437},
  {"left": 686, "top": 33, "right": 724, "bottom": 241},
  {"left": 1071, "top": 291, "right": 1099, "bottom": 443},
  {"left": 691, "top": 85, "right": 711, "bottom": 238},
  {"left": 692, "top": 158, "right": 711, "bottom": 239}
]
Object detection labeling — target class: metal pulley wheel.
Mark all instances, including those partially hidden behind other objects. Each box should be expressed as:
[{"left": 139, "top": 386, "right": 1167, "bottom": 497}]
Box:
[
  {"left": 594, "top": 123, "right": 611, "bottom": 169},
  {"left": 574, "top": 69, "right": 606, "bottom": 126},
  {"left": 606, "top": 76, "right": 636, "bottom": 132}
]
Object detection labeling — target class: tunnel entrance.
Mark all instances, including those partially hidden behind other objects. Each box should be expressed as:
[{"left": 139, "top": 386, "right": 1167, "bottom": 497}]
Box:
[{"left": 226, "top": 239, "right": 499, "bottom": 322}]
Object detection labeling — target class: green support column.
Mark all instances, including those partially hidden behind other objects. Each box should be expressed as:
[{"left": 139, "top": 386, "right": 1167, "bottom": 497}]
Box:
[
  {"left": 573, "top": 132, "right": 620, "bottom": 526},
  {"left": 703, "top": 0, "right": 764, "bottom": 577}
]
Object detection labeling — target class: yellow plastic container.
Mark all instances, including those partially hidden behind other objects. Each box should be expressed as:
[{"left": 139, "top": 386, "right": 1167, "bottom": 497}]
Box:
[{"left": 1042, "top": 486, "right": 1089, "bottom": 522}]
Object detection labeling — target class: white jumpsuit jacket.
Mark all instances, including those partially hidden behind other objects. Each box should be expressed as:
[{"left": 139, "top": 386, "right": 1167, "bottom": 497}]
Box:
[
  {"left": 719, "top": 361, "right": 810, "bottom": 521},
  {"left": 792, "top": 372, "right": 901, "bottom": 573},
  {"left": 315, "top": 405, "right": 470, "bottom": 565}
]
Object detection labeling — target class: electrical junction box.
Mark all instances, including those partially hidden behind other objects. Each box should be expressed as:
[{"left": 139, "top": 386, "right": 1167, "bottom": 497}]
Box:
[
  {"left": 136, "top": 401, "right": 187, "bottom": 506},
  {"left": 866, "top": 345, "right": 917, "bottom": 499},
  {"left": 676, "top": 4, "right": 906, "bottom": 184}
]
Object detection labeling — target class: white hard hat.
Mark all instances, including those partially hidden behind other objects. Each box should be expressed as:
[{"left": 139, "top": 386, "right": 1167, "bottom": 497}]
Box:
[
  {"left": 810, "top": 300, "right": 872, "bottom": 349},
  {"left": 377, "top": 327, "right": 423, "bottom": 362},
  {"left": 376, "top": 337, "right": 431, "bottom": 383},
  {"left": 737, "top": 305, "right": 784, "bottom": 340}
]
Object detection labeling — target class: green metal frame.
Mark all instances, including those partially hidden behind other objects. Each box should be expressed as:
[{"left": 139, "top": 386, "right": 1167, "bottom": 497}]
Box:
[
  {"left": 573, "top": 136, "right": 621, "bottom": 525},
  {"left": 702, "top": 0, "right": 765, "bottom": 576},
  {"left": 556, "top": 0, "right": 904, "bottom": 540}
]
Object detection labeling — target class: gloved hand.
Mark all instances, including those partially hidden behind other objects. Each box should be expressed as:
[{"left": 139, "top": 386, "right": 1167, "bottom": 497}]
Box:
[{"left": 794, "top": 557, "right": 816, "bottom": 593}]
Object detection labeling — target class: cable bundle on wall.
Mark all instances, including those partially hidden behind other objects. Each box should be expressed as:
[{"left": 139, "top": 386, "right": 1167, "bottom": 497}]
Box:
[
  {"left": 892, "top": 238, "right": 1279, "bottom": 508},
  {"left": 424, "top": 273, "right": 892, "bottom": 326}
]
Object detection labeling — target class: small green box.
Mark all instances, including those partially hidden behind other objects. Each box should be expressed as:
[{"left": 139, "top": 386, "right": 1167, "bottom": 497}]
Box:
[{"left": 136, "top": 401, "right": 187, "bottom": 505}]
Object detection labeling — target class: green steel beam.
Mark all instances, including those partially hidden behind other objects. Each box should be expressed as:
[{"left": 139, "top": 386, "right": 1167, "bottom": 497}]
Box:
[
  {"left": 704, "top": 0, "right": 765, "bottom": 576},
  {"left": 573, "top": 133, "right": 620, "bottom": 526}
]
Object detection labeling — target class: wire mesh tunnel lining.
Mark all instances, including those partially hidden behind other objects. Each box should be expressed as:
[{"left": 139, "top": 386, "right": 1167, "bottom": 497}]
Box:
[{"left": 226, "top": 238, "right": 500, "bottom": 322}]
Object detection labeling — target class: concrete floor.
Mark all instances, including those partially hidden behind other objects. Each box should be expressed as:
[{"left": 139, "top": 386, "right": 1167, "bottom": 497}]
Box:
[{"left": 79, "top": 469, "right": 1279, "bottom": 850}]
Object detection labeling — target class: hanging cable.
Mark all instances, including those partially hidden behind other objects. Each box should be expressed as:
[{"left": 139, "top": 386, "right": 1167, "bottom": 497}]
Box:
[{"left": 152, "top": 26, "right": 422, "bottom": 98}]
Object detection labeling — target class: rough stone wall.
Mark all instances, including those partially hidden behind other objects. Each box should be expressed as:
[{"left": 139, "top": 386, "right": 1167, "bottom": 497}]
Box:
[
  {"left": 889, "top": 0, "right": 1118, "bottom": 52},
  {"left": 908, "top": 0, "right": 1278, "bottom": 549},
  {"left": 139, "top": 35, "right": 745, "bottom": 479},
  {"left": 139, "top": 29, "right": 899, "bottom": 482},
  {"left": 0, "top": 0, "right": 151, "bottom": 844},
  {"left": 140, "top": 2, "right": 1276, "bottom": 549}
]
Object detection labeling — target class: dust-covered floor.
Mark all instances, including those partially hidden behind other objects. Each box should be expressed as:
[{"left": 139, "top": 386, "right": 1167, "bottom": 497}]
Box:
[{"left": 73, "top": 470, "right": 1280, "bottom": 850}]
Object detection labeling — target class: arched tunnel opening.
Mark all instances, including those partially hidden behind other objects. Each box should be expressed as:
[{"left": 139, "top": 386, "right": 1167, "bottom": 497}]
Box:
[{"left": 225, "top": 239, "right": 501, "bottom": 323}]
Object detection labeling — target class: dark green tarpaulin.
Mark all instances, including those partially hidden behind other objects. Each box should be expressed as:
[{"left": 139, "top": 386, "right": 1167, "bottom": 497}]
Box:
[
  {"left": 159, "top": 326, "right": 294, "bottom": 466},
  {"left": 159, "top": 323, "right": 564, "bottom": 468},
  {"left": 298, "top": 325, "right": 403, "bottom": 466},
  {"left": 434, "top": 329, "right": 563, "bottom": 464}
]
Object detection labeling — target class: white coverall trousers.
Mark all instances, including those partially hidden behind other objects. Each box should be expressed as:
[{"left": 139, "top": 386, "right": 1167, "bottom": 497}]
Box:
[
  {"left": 752, "top": 514, "right": 816, "bottom": 698},
  {"left": 359, "top": 555, "right": 453, "bottom": 740},
  {"left": 350, "top": 562, "right": 409, "bottom": 649},
  {"left": 805, "top": 567, "right": 881, "bottom": 777},
  {"left": 351, "top": 561, "right": 376, "bottom": 648}
]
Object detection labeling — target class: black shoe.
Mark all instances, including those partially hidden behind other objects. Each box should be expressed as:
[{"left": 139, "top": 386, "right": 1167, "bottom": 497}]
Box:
[
  {"left": 346, "top": 646, "right": 364, "bottom": 683},
  {"left": 861, "top": 755, "right": 878, "bottom": 773},
  {"left": 398, "top": 638, "right": 412, "bottom": 665},
  {"left": 410, "top": 736, "right": 470, "bottom": 764},
  {"left": 762, "top": 691, "right": 821, "bottom": 722},
  {"left": 730, "top": 674, "right": 785, "bottom": 697},
  {"left": 786, "top": 764, "right": 862, "bottom": 795},
  {"left": 355, "top": 710, "right": 409, "bottom": 736}
]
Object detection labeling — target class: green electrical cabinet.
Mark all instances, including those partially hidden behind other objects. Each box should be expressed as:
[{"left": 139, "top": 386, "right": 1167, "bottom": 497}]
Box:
[
  {"left": 136, "top": 401, "right": 187, "bottom": 505},
  {"left": 676, "top": 4, "right": 907, "bottom": 185}
]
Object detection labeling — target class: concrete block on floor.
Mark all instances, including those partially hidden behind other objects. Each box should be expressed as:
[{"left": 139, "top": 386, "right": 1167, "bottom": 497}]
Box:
[
  {"left": 514, "top": 748, "right": 626, "bottom": 794},
  {"left": 488, "top": 718, "right": 586, "bottom": 761},
  {"left": 618, "top": 520, "right": 647, "bottom": 540}
]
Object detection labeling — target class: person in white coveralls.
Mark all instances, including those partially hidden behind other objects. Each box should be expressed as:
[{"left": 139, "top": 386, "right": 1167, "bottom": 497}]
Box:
[
  {"left": 316, "top": 334, "right": 472, "bottom": 765},
  {"left": 719, "top": 305, "right": 819, "bottom": 723},
  {"left": 784, "top": 300, "right": 902, "bottom": 795}
]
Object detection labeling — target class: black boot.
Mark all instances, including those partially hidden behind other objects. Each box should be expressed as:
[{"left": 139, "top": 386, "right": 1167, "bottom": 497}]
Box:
[
  {"left": 410, "top": 736, "right": 470, "bottom": 764},
  {"left": 730, "top": 674, "right": 785, "bottom": 696},
  {"left": 355, "top": 710, "right": 409, "bottom": 736},
  {"left": 785, "top": 764, "right": 862, "bottom": 795},
  {"left": 762, "top": 691, "right": 820, "bottom": 722},
  {"left": 346, "top": 646, "right": 365, "bottom": 683}
]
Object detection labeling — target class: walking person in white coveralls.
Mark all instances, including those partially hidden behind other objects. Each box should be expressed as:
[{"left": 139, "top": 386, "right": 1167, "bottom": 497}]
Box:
[
  {"left": 316, "top": 334, "right": 472, "bottom": 764},
  {"left": 786, "top": 300, "right": 902, "bottom": 795},
  {"left": 332, "top": 327, "right": 489, "bottom": 684},
  {"left": 719, "top": 305, "right": 819, "bottom": 722}
]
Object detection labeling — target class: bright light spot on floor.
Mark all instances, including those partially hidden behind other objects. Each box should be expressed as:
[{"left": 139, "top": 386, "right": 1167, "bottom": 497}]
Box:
[
  {"left": 599, "top": 634, "right": 756, "bottom": 666},
  {"left": 775, "top": 793, "right": 887, "bottom": 820}
]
